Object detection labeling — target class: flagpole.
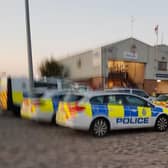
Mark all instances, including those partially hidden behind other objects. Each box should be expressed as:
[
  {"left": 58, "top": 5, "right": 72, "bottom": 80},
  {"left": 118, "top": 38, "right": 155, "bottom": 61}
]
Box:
[
  {"left": 155, "top": 25, "right": 159, "bottom": 46},
  {"left": 154, "top": 25, "right": 159, "bottom": 82},
  {"left": 156, "top": 32, "right": 158, "bottom": 46},
  {"left": 131, "top": 16, "right": 134, "bottom": 38},
  {"left": 161, "top": 32, "right": 164, "bottom": 44}
]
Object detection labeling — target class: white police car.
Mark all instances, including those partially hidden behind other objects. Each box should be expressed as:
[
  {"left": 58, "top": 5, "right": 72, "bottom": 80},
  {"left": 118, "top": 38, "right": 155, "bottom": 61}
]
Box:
[
  {"left": 21, "top": 89, "right": 66, "bottom": 123},
  {"left": 56, "top": 92, "right": 168, "bottom": 137}
]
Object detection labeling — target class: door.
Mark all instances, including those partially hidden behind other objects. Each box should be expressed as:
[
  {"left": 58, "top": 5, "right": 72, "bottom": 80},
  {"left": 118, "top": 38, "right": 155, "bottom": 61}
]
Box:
[
  {"left": 106, "top": 95, "right": 132, "bottom": 129},
  {"left": 124, "top": 95, "right": 152, "bottom": 128},
  {"left": 90, "top": 96, "right": 108, "bottom": 117}
]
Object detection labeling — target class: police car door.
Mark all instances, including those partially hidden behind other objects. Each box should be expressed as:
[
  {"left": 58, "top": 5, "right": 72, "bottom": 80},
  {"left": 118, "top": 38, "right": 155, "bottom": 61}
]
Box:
[
  {"left": 90, "top": 95, "right": 108, "bottom": 119},
  {"left": 124, "top": 95, "right": 152, "bottom": 128},
  {"left": 107, "top": 95, "right": 132, "bottom": 129}
]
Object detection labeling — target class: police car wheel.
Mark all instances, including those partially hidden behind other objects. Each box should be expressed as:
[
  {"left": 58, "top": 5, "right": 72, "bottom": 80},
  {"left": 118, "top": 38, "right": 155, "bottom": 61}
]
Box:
[
  {"left": 91, "top": 118, "right": 109, "bottom": 137},
  {"left": 155, "top": 115, "right": 168, "bottom": 132},
  {"left": 51, "top": 113, "right": 56, "bottom": 124}
]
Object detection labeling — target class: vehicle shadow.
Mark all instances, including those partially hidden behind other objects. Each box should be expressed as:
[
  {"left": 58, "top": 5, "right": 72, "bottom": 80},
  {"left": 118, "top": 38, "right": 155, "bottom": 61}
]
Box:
[
  {"left": 109, "top": 128, "right": 156, "bottom": 136},
  {"left": 1, "top": 112, "right": 164, "bottom": 138}
]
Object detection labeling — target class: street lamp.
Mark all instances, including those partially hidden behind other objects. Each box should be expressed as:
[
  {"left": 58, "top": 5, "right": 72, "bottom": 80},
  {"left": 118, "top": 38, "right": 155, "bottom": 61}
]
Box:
[{"left": 25, "top": 0, "right": 34, "bottom": 94}]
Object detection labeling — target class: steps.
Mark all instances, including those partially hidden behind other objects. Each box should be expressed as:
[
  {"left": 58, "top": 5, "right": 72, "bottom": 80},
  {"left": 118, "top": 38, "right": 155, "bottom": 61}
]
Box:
[{"left": 107, "top": 71, "right": 138, "bottom": 88}]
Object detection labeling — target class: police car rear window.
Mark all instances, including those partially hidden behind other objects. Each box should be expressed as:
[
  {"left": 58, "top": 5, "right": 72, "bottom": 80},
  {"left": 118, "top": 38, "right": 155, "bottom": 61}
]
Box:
[
  {"left": 52, "top": 94, "right": 65, "bottom": 101},
  {"left": 63, "top": 94, "right": 84, "bottom": 102},
  {"left": 34, "top": 82, "right": 57, "bottom": 89},
  {"left": 90, "top": 96, "right": 105, "bottom": 104},
  {"left": 24, "top": 93, "right": 44, "bottom": 98}
]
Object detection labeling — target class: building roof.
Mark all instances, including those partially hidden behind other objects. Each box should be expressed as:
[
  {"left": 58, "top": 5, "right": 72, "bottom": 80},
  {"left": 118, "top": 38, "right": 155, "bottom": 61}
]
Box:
[
  {"left": 59, "top": 37, "right": 154, "bottom": 60},
  {"left": 102, "top": 37, "right": 152, "bottom": 49}
]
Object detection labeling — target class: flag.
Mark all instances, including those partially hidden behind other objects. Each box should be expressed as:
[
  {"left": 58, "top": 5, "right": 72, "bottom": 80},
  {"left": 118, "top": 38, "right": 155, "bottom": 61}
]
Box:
[{"left": 154, "top": 25, "right": 159, "bottom": 35}]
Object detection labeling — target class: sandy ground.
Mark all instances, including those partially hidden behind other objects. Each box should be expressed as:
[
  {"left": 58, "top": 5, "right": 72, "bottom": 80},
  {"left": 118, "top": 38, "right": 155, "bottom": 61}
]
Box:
[{"left": 0, "top": 111, "right": 168, "bottom": 168}]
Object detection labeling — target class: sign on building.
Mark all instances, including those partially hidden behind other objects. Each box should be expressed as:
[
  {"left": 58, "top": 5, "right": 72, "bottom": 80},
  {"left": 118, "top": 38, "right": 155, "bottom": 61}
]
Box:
[
  {"left": 123, "top": 44, "right": 138, "bottom": 60},
  {"left": 123, "top": 52, "right": 138, "bottom": 59}
]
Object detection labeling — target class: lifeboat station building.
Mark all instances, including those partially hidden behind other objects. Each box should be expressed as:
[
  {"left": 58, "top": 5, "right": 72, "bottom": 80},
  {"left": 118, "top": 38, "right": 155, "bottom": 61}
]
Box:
[{"left": 59, "top": 38, "right": 168, "bottom": 95}]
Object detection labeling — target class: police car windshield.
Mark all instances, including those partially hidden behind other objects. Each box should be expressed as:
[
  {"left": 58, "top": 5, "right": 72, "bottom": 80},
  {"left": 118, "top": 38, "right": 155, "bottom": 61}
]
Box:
[
  {"left": 132, "top": 90, "right": 149, "bottom": 98},
  {"left": 157, "top": 95, "right": 168, "bottom": 101}
]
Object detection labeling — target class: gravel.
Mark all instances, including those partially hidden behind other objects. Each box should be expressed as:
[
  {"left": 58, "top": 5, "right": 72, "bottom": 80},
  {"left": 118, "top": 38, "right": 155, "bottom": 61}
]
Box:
[{"left": 0, "top": 111, "right": 168, "bottom": 168}]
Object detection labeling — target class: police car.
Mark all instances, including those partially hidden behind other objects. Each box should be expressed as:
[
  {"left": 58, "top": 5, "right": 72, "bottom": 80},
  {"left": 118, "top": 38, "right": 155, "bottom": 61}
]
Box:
[
  {"left": 56, "top": 91, "right": 168, "bottom": 137},
  {"left": 21, "top": 89, "right": 66, "bottom": 123}
]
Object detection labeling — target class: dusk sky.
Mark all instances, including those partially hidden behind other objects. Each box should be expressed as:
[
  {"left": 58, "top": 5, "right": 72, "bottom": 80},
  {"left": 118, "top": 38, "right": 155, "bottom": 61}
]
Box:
[{"left": 1, "top": 0, "right": 168, "bottom": 77}]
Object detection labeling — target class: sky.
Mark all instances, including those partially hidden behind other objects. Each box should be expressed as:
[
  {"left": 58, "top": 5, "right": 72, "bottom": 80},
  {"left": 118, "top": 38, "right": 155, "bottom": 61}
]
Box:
[{"left": 1, "top": 0, "right": 168, "bottom": 77}]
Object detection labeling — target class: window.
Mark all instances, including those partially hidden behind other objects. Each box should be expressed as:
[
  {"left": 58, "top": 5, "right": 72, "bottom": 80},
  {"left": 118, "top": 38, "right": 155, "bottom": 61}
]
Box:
[
  {"left": 52, "top": 94, "right": 65, "bottom": 101},
  {"left": 158, "top": 62, "right": 167, "bottom": 71},
  {"left": 106, "top": 95, "right": 125, "bottom": 105},
  {"left": 125, "top": 95, "right": 147, "bottom": 107},
  {"left": 63, "top": 94, "right": 84, "bottom": 102},
  {"left": 90, "top": 96, "right": 105, "bottom": 104},
  {"left": 107, "top": 95, "right": 117, "bottom": 104},
  {"left": 34, "top": 81, "right": 57, "bottom": 89},
  {"left": 132, "top": 90, "right": 149, "bottom": 98},
  {"left": 24, "top": 92, "right": 43, "bottom": 98},
  {"left": 157, "top": 95, "right": 168, "bottom": 101}
]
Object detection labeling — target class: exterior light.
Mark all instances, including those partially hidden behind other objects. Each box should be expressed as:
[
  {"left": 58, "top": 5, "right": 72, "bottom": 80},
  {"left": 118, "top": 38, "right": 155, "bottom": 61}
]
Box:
[{"left": 157, "top": 79, "right": 161, "bottom": 82}]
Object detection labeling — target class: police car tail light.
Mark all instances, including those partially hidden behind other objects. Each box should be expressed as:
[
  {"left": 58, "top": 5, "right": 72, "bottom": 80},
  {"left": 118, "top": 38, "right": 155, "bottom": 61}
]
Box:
[
  {"left": 74, "top": 105, "right": 85, "bottom": 112},
  {"left": 23, "top": 99, "right": 29, "bottom": 106},
  {"left": 70, "top": 103, "right": 85, "bottom": 112}
]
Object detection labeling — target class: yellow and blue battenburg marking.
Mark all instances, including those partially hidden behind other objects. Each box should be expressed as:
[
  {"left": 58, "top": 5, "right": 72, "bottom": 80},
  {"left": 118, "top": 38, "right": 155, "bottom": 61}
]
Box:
[
  {"left": 151, "top": 106, "right": 163, "bottom": 116},
  {"left": 92, "top": 105, "right": 108, "bottom": 116},
  {"left": 57, "top": 102, "right": 168, "bottom": 125},
  {"left": 91, "top": 105, "right": 164, "bottom": 117}
]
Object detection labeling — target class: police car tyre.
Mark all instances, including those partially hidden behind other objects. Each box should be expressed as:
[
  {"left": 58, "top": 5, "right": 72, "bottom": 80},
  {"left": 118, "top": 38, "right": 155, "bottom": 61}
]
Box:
[
  {"left": 51, "top": 113, "right": 57, "bottom": 125},
  {"left": 155, "top": 115, "right": 168, "bottom": 132},
  {"left": 90, "top": 118, "right": 109, "bottom": 137}
]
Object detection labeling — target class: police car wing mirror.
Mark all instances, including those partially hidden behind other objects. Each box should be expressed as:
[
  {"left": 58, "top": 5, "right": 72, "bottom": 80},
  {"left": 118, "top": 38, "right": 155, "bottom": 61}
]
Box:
[{"left": 147, "top": 102, "right": 155, "bottom": 108}]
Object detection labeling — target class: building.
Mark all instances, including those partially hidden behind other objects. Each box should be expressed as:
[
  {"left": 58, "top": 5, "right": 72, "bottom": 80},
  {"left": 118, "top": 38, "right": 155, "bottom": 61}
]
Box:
[{"left": 59, "top": 37, "right": 168, "bottom": 95}]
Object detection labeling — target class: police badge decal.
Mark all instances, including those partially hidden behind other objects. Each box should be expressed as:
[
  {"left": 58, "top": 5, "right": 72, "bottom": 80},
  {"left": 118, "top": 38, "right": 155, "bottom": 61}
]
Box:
[{"left": 142, "top": 109, "right": 147, "bottom": 116}]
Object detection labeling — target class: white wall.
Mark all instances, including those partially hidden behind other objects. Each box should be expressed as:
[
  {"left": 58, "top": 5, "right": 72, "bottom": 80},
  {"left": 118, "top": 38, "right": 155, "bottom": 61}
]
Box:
[
  {"left": 59, "top": 48, "right": 102, "bottom": 80},
  {"left": 145, "top": 46, "right": 168, "bottom": 80}
]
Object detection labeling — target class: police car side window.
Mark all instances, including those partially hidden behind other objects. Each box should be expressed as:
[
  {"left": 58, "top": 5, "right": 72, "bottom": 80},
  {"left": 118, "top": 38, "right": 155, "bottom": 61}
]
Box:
[
  {"left": 90, "top": 96, "right": 105, "bottom": 104},
  {"left": 107, "top": 95, "right": 125, "bottom": 105},
  {"left": 125, "top": 95, "right": 147, "bottom": 106},
  {"left": 107, "top": 95, "right": 117, "bottom": 104}
]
